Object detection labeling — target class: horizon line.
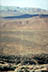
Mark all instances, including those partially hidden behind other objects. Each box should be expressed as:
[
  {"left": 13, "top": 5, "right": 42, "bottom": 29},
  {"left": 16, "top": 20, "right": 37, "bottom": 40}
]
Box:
[{"left": 0, "top": 5, "right": 48, "bottom": 10}]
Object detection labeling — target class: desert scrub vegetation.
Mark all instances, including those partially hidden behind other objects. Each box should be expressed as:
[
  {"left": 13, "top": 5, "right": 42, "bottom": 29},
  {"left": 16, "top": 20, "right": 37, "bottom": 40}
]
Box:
[
  {"left": 0, "top": 65, "right": 16, "bottom": 71},
  {"left": 0, "top": 54, "right": 48, "bottom": 71},
  {"left": 17, "top": 67, "right": 29, "bottom": 72},
  {"left": 0, "top": 54, "right": 48, "bottom": 65}
]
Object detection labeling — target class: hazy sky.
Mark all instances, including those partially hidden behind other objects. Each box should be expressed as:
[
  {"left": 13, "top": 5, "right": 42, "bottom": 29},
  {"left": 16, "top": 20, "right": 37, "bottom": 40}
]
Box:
[{"left": 1, "top": 0, "right": 48, "bottom": 10}]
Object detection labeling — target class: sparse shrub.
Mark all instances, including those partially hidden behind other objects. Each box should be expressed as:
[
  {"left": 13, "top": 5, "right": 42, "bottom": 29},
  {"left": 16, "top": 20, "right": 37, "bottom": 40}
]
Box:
[{"left": 0, "top": 66, "right": 16, "bottom": 71}]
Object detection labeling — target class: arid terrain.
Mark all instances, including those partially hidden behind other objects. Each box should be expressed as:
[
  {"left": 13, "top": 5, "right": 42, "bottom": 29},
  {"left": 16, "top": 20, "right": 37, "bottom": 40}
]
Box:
[
  {"left": 0, "top": 16, "right": 48, "bottom": 55},
  {"left": 0, "top": 6, "right": 48, "bottom": 71}
]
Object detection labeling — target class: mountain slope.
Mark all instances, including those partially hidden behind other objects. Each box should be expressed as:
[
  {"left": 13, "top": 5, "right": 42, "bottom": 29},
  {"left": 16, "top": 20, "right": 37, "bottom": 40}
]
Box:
[{"left": 0, "top": 16, "right": 48, "bottom": 55}]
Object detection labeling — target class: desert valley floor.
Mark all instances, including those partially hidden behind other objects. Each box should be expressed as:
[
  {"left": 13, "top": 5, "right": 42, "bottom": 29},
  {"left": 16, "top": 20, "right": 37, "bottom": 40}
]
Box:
[{"left": 0, "top": 13, "right": 48, "bottom": 71}]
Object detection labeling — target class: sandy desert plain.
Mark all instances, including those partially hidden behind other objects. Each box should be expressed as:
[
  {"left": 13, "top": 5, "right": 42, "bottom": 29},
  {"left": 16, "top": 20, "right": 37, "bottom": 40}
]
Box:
[{"left": 0, "top": 7, "right": 48, "bottom": 72}]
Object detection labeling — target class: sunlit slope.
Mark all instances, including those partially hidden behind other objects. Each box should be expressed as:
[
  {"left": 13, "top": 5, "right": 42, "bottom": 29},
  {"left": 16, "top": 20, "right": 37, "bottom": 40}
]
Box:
[
  {"left": 0, "top": 17, "right": 48, "bottom": 30},
  {"left": 0, "top": 17, "right": 48, "bottom": 55}
]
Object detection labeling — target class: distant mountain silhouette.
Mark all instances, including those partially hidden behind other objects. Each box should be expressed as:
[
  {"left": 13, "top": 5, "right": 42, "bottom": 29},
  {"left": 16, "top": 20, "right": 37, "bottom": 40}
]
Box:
[
  {"left": 3, "top": 14, "right": 48, "bottom": 19},
  {"left": 0, "top": 6, "right": 48, "bottom": 17}
]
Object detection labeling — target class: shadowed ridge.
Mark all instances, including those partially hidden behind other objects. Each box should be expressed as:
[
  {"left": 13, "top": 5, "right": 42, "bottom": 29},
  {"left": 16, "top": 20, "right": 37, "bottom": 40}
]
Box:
[{"left": 3, "top": 14, "right": 48, "bottom": 19}]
